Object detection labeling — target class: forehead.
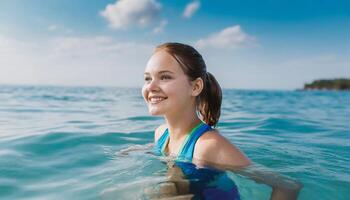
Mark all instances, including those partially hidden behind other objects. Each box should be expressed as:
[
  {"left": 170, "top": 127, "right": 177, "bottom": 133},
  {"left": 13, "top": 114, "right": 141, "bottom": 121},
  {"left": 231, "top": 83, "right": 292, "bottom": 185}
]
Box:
[{"left": 145, "top": 50, "right": 184, "bottom": 74}]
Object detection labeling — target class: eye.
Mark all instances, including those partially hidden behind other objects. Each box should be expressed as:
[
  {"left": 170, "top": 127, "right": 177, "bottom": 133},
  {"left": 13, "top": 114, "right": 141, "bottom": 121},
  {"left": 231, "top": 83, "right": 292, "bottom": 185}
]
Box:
[
  {"left": 144, "top": 76, "right": 151, "bottom": 82},
  {"left": 161, "top": 75, "right": 172, "bottom": 80}
]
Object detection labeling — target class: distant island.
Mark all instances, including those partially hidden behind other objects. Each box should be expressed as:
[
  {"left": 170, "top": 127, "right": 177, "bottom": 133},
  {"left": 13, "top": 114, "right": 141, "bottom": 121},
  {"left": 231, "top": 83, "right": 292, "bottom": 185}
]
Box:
[{"left": 303, "top": 78, "right": 350, "bottom": 90}]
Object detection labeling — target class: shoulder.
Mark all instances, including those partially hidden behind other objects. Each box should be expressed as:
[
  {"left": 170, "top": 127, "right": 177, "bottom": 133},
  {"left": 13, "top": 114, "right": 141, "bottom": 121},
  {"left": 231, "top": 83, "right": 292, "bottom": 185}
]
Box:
[
  {"left": 194, "top": 129, "right": 251, "bottom": 168},
  {"left": 154, "top": 124, "right": 167, "bottom": 143}
]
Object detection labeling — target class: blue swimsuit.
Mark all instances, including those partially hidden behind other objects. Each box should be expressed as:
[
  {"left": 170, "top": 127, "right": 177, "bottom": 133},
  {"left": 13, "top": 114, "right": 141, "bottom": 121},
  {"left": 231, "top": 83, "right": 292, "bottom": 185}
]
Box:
[{"left": 154, "top": 122, "right": 240, "bottom": 200}]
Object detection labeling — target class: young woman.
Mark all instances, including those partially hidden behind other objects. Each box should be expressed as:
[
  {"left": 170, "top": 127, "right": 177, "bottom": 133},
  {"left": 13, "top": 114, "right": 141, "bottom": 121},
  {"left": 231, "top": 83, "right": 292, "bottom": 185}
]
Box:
[{"left": 142, "top": 42, "right": 302, "bottom": 200}]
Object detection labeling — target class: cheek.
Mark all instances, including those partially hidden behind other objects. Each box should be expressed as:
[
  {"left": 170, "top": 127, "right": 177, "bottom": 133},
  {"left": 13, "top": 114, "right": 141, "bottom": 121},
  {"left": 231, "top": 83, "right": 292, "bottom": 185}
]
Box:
[
  {"left": 141, "top": 85, "right": 148, "bottom": 102},
  {"left": 168, "top": 82, "right": 192, "bottom": 102}
]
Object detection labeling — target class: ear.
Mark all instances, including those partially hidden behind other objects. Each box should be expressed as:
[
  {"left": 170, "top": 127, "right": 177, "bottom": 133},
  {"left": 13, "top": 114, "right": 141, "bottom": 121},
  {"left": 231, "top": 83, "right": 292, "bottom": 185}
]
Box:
[{"left": 191, "top": 77, "right": 204, "bottom": 97}]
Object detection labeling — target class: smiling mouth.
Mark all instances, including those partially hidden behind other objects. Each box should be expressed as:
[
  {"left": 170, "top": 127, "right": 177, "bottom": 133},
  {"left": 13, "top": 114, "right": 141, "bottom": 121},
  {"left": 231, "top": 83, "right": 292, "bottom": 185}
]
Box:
[{"left": 149, "top": 96, "right": 167, "bottom": 104}]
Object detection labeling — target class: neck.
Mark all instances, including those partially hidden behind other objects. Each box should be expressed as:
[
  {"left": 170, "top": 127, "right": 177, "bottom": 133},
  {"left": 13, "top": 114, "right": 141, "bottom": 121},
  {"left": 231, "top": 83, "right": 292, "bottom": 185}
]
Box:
[{"left": 164, "top": 104, "right": 202, "bottom": 142}]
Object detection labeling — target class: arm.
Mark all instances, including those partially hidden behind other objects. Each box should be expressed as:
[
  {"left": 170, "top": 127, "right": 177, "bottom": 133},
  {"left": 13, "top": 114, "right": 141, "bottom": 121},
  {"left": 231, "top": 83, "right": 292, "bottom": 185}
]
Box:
[
  {"left": 235, "top": 163, "right": 303, "bottom": 200},
  {"left": 194, "top": 130, "right": 302, "bottom": 200}
]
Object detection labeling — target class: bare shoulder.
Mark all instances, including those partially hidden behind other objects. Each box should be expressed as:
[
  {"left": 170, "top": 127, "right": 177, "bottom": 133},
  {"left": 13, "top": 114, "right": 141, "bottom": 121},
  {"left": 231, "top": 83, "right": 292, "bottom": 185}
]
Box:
[
  {"left": 154, "top": 124, "right": 167, "bottom": 143},
  {"left": 194, "top": 129, "right": 251, "bottom": 168}
]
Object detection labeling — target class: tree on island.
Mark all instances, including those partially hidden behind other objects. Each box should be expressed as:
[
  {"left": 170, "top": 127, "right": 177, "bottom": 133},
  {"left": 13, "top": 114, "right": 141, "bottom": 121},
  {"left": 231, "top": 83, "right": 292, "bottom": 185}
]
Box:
[{"left": 303, "top": 78, "right": 350, "bottom": 90}]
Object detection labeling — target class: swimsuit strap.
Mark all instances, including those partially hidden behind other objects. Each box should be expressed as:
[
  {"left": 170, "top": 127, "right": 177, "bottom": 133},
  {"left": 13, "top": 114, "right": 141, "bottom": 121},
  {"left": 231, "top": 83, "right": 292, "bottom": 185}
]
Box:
[
  {"left": 178, "top": 123, "right": 212, "bottom": 161},
  {"left": 155, "top": 122, "right": 212, "bottom": 161},
  {"left": 154, "top": 128, "right": 169, "bottom": 156}
]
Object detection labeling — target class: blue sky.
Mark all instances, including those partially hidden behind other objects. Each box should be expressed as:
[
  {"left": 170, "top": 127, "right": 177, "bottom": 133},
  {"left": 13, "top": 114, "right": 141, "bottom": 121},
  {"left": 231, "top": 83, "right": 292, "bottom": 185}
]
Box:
[{"left": 0, "top": 0, "right": 349, "bottom": 89}]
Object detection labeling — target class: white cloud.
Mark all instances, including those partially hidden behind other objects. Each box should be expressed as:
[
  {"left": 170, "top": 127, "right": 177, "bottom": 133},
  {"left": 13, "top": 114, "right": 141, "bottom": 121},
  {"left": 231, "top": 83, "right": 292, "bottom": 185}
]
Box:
[
  {"left": 47, "top": 24, "right": 74, "bottom": 34},
  {"left": 3, "top": 35, "right": 348, "bottom": 89},
  {"left": 0, "top": 35, "right": 18, "bottom": 55},
  {"left": 152, "top": 20, "right": 167, "bottom": 34},
  {"left": 202, "top": 50, "right": 350, "bottom": 89},
  {"left": 48, "top": 25, "right": 58, "bottom": 31},
  {"left": 0, "top": 35, "right": 155, "bottom": 87},
  {"left": 195, "top": 25, "right": 256, "bottom": 49},
  {"left": 281, "top": 54, "right": 338, "bottom": 67},
  {"left": 49, "top": 36, "right": 153, "bottom": 62},
  {"left": 0, "top": 35, "right": 50, "bottom": 85},
  {"left": 183, "top": 1, "right": 200, "bottom": 19},
  {"left": 100, "top": 0, "right": 162, "bottom": 30},
  {"left": 51, "top": 36, "right": 113, "bottom": 56},
  {"left": 0, "top": 35, "right": 35, "bottom": 56}
]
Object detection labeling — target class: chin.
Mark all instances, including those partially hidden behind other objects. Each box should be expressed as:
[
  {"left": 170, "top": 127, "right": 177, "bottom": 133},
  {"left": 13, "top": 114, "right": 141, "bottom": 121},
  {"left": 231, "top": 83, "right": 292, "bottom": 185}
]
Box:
[
  {"left": 149, "top": 111, "right": 164, "bottom": 116},
  {"left": 148, "top": 108, "right": 164, "bottom": 116}
]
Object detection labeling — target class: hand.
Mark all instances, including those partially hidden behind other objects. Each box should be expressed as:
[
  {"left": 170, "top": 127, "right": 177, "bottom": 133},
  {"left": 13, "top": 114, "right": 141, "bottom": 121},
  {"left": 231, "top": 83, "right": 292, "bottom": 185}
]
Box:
[{"left": 270, "top": 184, "right": 302, "bottom": 200}]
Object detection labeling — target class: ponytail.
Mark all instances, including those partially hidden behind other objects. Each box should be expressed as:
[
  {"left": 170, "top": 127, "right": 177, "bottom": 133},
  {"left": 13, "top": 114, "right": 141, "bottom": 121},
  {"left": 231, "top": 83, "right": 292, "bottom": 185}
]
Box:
[{"left": 199, "top": 72, "right": 222, "bottom": 127}]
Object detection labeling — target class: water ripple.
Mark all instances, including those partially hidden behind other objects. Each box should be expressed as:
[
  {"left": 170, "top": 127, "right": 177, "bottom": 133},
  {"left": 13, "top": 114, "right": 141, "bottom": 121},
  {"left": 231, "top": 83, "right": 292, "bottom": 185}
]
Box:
[{"left": 0, "top": 86, "right": 349, "bottom": 199}]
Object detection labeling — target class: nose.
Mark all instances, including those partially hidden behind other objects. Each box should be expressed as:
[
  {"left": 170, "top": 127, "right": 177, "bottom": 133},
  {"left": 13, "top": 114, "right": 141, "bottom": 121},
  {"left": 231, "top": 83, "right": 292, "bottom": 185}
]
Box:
[{"left": 147, "top": 79, "right": 160, "bottom": 92}]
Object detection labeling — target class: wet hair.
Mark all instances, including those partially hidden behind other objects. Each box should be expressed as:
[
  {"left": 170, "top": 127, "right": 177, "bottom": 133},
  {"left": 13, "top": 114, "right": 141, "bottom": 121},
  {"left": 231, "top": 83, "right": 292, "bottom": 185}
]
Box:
[{"left": 155, "top": 42, "right": 222, "bottom": 127}]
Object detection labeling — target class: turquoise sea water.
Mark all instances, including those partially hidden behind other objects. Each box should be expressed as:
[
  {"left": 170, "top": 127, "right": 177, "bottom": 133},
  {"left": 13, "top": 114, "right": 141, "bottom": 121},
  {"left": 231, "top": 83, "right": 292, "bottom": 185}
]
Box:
[{"left": 0, "top": 85, "right": 349, "bottom": 199}]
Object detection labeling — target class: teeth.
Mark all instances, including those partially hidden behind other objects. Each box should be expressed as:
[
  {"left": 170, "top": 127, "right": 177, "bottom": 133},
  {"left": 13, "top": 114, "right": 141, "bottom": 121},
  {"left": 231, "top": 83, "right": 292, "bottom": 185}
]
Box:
[{"left": 149, "top": 97, "right": 166, "bottom": 103}]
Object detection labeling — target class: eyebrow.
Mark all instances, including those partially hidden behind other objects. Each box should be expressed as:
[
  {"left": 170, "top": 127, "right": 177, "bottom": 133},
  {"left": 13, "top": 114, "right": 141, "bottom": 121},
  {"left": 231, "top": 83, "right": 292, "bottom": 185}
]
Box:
[{"left": 144, "top": 70, "right": 175, "bottom": 75}]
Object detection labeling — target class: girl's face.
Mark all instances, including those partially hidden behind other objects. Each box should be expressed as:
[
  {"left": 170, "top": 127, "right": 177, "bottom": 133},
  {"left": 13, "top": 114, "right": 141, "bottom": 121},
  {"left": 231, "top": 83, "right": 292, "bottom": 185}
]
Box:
[{"left": 142, "top": 50, "right": 195, "bottom": 116}]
